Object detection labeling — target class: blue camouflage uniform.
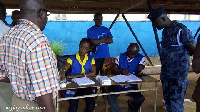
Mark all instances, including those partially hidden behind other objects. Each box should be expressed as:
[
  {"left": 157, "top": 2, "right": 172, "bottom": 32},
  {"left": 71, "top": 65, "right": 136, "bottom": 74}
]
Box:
[{"left": 160, "top": 21, "right": 195, "bottom": 112}]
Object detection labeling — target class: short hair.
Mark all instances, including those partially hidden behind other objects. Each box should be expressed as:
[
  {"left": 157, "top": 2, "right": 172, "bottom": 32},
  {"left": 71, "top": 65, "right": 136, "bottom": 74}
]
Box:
[
  {"left": 19, "top": 0, "right": 41, "bottom": 14},
  {"left": 80, "top": 38, "right": 94, "bottom": 54},
  {"left": 128, "top": 43, "right": 140, "bottom": 51},
  {"left": 12, "top": 10, "right": 20, "bottom": 15},
  {"left": 80, "top": 38, "right": 92, "bottom": 48},
  {"left": 0, "top": 2, "right": 6, "bottom": 14},
  {"left": 94, "top": 13, "right": 102, "bottom": 18}
]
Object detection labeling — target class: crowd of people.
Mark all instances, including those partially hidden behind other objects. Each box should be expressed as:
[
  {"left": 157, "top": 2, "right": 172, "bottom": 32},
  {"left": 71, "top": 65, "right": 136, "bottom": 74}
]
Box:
[{"left": 0, "top": 0, "right": 199, "bottom": 112}]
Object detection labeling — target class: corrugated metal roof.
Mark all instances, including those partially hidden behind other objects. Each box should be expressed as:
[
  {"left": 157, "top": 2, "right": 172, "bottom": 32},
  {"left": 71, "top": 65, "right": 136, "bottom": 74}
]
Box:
[{"left": 1, "top": 0, "right": 200, "bottom": 14}]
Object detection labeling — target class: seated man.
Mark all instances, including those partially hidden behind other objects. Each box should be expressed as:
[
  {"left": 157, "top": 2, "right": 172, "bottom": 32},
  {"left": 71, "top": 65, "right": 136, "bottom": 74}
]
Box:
[{"left": 107, "top": 43, "right": 147, "bottom": 112}]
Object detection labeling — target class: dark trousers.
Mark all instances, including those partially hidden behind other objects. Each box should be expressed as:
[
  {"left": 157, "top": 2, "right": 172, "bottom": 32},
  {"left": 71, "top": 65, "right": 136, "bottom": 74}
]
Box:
[
  {"left": 192, "top": 80, "right": 200, "bottom": 112},
  {"left": 95, "top": 58, "right": 105, "bottom": 75},
  {"left": 107, "top": 85, "right": 145, "bottom": 112},
  {"left": 95, "top": 58, "right": 105, "bottom": 100},
  {"left": 68, "top": 88, "right": 95, "bottom": 112}
]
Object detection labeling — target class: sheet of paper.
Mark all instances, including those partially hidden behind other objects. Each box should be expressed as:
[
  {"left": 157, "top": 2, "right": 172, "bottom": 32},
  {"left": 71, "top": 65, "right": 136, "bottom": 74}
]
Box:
[
  {"left": 72, "top": 77, "right": 95, "bottom": 86},
  {"left": 97, "top": 76, "right": 110, "bottom": 81},
  {"left": 125, "top": 74, "right": 142, "bottom": 82},
  {"left": 65, "top": 81, "right": 71, "bottom": 85},
  {"left": 59, "top": 81, "right": 71, "bottom": 88},
  {"left": 110, "top": 74, "right": 142, "bottom": 83},
  {"left": 110, "top": 75, "right": 127, "bottom": 83}
]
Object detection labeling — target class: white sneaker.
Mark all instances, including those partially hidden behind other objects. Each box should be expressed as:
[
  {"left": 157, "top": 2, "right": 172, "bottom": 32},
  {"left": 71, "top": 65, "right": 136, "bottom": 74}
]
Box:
[{"left": 95, "top": 100, "right": 97, "bottom": 106}]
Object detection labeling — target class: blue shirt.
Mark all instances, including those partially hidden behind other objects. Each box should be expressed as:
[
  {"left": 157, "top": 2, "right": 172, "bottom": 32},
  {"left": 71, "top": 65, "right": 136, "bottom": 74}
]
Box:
[
  {"left": 118, "top": 52, "right": 144, "bottom": 74},
  {"left": 63, "top": 53, "right": 95, "bottom": 97},
  {"left": 115, "top": 52, "right": 144, "bottom": 91},
  {"left": 87, "top": 25, "right": 112, "bottom": 59}
]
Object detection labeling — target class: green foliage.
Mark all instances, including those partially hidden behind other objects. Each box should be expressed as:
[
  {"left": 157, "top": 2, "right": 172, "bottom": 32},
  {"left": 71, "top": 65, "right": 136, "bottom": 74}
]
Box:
[
  {"left": 50, "top": 40, "right": 65, "bottom": 56},
  {"left": 190, "top": 56, "right": 193, "bottom": 61},
  {"left": 190, "top": 56, "right": 193, "bottom": 63}
]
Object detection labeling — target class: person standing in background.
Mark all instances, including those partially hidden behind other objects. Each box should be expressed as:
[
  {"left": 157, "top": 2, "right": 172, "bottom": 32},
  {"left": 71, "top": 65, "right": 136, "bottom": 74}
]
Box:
[
  {"left": 0, "top": 2, "right": 13, "bottom": 112},
  {"left": 10, "top": 10, "right": 20, "bottom": 26},
  {"left": 87, "top": 13, "right": 113, "bottom": 106},
  {"left": 87, "top": 13, "right": 113, "bottom": 75},
  {"left": 0, "top": 2, "right": 10, "bottom": 37}
]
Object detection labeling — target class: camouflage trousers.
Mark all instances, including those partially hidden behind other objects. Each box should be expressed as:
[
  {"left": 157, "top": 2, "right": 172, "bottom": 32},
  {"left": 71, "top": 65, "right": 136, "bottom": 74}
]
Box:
[{"left": 161, "top": 78, "right": 188, "bottom": 112}]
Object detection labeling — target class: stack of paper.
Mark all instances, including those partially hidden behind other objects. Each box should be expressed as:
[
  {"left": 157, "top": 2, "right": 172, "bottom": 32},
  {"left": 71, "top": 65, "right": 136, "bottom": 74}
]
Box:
[
  {"left": 60, "top": 81, "right": 71, "bottom": 88},
  {"left": 110, "top": 74, "right": 142, "bottom": 83},
  {"left": 72, "top": 77, "right": 95, "bottom": 86},
  {"left": 96, "top": 76, "right": 111, "bottom": 85}
]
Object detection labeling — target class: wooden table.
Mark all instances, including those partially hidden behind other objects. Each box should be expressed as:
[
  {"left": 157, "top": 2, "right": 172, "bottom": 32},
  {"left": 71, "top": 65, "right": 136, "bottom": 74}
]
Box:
[{"left": 56, "top": 75, "right": 159, "bottom": 112}]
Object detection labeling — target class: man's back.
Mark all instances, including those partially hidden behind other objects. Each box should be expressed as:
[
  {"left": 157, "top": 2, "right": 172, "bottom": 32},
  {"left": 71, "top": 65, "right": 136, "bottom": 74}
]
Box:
[{"left": 0, "top": 19, "right": 59, "bottom": 101}]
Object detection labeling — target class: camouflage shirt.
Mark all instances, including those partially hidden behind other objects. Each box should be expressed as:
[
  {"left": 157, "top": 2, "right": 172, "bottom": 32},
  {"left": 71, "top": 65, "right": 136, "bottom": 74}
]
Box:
[{"left": 160, "top": 21, "right": 195, "bottom": 81}]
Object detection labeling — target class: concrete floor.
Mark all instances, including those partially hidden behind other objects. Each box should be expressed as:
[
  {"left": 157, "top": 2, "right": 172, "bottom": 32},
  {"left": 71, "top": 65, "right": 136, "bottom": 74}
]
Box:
[{"left": 58, "top": 72, "right": 199, "bottom": 112}]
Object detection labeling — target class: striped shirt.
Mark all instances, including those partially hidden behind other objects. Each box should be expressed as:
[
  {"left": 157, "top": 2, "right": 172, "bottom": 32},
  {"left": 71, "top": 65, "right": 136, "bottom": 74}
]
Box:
[{"left": 0, "top": 19, "right": 60, "bottom": 101}]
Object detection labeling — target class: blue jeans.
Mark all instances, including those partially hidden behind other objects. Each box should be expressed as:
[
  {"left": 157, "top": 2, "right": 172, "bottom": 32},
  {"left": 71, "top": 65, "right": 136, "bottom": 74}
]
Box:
[
  {"left": 68, "top": 88, "right": 95, "bottom": 112},
  {"left": 107, "top": 85, "right": 145, "bottom": 112}
]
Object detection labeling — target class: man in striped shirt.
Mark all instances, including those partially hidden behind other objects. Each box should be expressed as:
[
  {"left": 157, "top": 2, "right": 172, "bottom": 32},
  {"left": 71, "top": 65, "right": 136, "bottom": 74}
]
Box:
[{"left": 0, "top": 0, "right": 59, "bottom": 112}]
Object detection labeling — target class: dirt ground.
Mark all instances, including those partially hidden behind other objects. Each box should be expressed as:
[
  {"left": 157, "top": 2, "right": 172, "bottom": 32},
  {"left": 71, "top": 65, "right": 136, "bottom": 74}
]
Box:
[
  {"left": 59, "top": 72, "right": 199, "bottom": 112},
  {"left": 140, "top": 73, "right": 198, "bottom": 112},
  {"left": 145, "top": 56, "right": 161, "bottom": 66}
]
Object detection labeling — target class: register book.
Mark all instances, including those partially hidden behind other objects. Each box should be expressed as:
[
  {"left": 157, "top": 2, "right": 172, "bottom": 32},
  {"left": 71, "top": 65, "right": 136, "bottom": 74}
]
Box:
[
  {"left": 110, "top": 74, "right": 142, "bottom": 83},
  {"left": 72, "top": 77, "right": 95, "bottom": 86}
]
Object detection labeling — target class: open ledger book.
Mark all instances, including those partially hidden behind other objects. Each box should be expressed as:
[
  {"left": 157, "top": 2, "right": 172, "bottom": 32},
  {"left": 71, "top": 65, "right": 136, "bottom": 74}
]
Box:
[
  {"left": 72, "top": 77, "right": 95, "bottom": 86},
  {"left": 110, "top": 74, "right": 142, "bottom": 83}
]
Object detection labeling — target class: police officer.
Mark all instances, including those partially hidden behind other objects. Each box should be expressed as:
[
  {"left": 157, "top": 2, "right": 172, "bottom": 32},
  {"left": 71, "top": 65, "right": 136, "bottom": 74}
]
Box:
[{"left": 148, "top": 7, "right": 196, "bottom": 112}]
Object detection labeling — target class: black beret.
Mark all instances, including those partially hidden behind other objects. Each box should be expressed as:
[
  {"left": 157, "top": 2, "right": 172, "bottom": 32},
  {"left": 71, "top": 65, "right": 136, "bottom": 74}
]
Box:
[{"left": 147, "top": 7, "right": 166, "bottom": 22}]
